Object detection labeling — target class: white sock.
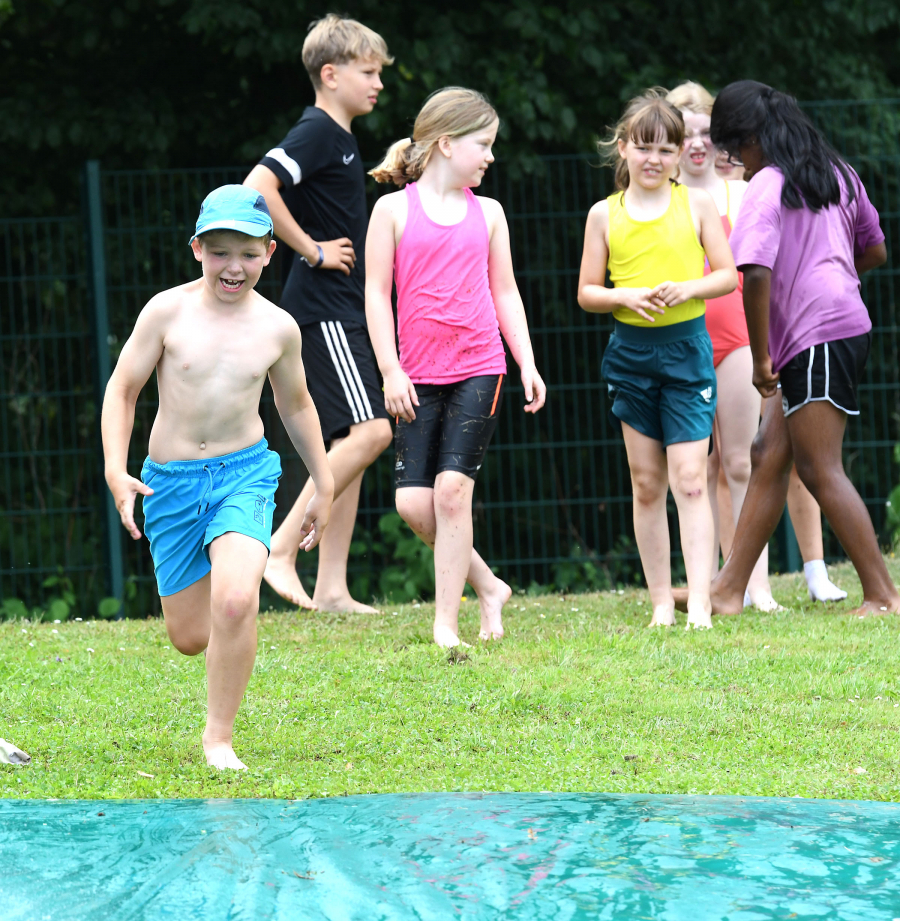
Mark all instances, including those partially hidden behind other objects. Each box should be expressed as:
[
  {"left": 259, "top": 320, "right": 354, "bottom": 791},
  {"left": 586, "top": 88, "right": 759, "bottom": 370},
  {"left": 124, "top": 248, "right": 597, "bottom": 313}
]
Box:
[{"left": 804, "top": 559, "right": 847, "bottom": 602}]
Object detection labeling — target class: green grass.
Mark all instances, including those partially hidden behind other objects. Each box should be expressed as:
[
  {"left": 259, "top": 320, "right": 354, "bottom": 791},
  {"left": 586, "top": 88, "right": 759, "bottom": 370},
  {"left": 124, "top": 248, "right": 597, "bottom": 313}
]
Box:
[{"left": 2, "top": 557, "right": 899, "bottom": 802}]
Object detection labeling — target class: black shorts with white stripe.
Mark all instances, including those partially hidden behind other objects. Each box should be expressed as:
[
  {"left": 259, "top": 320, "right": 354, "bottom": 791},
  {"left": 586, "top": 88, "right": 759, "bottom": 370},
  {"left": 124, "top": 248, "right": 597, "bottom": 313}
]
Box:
[
  {"left": 299, "top": 320, "right": 389, "bottom": 442},
  {"left": 779, "top": 331, "right": 871, "bottom": 418}
]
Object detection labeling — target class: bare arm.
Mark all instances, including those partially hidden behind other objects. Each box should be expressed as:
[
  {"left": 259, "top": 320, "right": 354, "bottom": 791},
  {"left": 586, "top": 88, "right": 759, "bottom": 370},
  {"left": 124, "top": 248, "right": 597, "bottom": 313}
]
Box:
[
  {"left": 740, "top": 264, "right": 778, "bottom": 397},
  {"left": 484, "top": 199, "right": 545, "bottom": 412},
  {"left": 243, "top": 164, "right": 355, "bottom": 276},
  {"left": 577, "top": 201, "right": 666, "bottom": 322},
  {"left": 856, "top": 241, "right": 887, "bottom": 275},
  {"left": 364, "top": 195, "right": 418, "bottom": 421},
  {"left": 268, "top": 322, "right": 334, "bottom": 550},
  {"left": 651, "top": 188, "right": 738, "bottom": 306},
  {"left": 100, "top": 299, "right": 167, "bottom": 538}
]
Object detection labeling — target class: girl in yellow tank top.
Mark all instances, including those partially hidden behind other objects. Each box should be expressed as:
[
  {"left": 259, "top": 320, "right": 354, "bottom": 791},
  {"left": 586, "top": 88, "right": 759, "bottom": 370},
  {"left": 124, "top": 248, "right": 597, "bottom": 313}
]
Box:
[{"left": 577, "top": 90, "right": 737, "bottom": 630}]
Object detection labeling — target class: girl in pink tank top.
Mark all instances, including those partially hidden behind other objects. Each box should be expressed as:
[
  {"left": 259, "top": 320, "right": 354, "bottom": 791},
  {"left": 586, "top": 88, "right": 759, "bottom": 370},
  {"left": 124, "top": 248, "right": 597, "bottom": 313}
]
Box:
[{"left": 367, "top": 88, "right": 546, "bottom": 648}]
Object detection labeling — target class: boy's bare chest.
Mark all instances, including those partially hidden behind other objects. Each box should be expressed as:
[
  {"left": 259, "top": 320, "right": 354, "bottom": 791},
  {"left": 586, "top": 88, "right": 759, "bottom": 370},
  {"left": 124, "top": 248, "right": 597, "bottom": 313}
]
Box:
[{"left": 160, "top": 317, "right": 279, "bottom": 387}]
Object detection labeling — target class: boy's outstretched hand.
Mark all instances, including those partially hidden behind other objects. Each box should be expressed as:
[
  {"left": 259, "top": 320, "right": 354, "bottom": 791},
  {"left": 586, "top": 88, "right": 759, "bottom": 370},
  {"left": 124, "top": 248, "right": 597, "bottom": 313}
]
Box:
[
  {"left": 298, "top": 489, "right": 332, "bottom": 552},
  {"left": 107, "top": 471, "right": 153, "bottom": 540},
  {"left": 521, "top": 365, "right": 546, "bottom": 414}
]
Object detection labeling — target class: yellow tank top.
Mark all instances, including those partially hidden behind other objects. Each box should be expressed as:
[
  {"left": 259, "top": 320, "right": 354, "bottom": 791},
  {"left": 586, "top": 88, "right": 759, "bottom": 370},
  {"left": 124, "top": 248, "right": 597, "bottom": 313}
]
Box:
[{"left": 607, "top": 182, "right": 706, "bottom": 328}]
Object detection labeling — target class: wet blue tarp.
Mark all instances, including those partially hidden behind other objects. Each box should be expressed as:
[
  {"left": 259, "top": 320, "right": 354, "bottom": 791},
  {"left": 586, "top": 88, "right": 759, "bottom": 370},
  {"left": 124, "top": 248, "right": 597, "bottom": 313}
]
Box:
[{"left": 2, "top": 793, "right": 899, "bottom": 920}]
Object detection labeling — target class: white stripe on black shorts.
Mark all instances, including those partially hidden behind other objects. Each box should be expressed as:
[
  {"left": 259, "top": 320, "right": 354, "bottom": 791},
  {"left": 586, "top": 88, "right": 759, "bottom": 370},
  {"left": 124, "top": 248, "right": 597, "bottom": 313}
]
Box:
[
  {"left": 779, "top": 331, "right": 871, "bottom": 418},
  {"left": 299, "top": 320, "right": 389, "bottom": 442}
]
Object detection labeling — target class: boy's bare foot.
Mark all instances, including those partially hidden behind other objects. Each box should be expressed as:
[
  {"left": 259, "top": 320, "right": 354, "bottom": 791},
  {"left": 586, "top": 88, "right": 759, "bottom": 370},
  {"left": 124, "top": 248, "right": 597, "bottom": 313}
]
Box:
[
  {"left": 648, "top": 605, "right": 676, "bottom": 627},
  {"left": 478, "top": 578, "right": 512, "bottom": 640},
  {"left": 673, "top": 581, "right": 743, "bottom": 616},
  {"left": 312, "top": 594, "right": 379, "bottom": 614},
  {"left": 850, "top": 598, "right": 900, "bottom": 617},
  {"left": 263, "top": 555, "right": 317, "bottom": 610},
  {"left": 203, "top": 739, "right": 248, "bottom": 771},
  {"left": 434, "top": 625, "right": 470, "bottom": 648},
  {"left": 743, "top": 588, "right": 782, "bottom": 612}
]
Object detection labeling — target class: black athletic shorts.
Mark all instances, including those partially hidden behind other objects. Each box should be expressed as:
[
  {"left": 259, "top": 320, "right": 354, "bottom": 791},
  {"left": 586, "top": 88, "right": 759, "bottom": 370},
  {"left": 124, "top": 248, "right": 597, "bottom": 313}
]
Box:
[
  {"left": 394, "top": 374, "right": 505, "bottom": 488},
  {"left": 779, "top": 331, "right": 871, "bottom": 418},
  {"left": 300, "top": 320, "right": 389, "bottom": 442}
]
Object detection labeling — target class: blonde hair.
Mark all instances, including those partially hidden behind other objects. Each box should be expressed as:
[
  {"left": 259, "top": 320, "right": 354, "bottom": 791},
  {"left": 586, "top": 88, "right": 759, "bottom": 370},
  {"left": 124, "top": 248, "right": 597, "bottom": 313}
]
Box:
[
  {"left": 369, "top": 87, "right": 499, "bottom": 186},
  {"left": 666, "top": 81, "right": 715, "bottom": 116},
  {"left": 302, "top": 14, "right": 393, "bottom": 89},
  {"left": 599, "top": 89, "right": 685, "bottom": 191}
]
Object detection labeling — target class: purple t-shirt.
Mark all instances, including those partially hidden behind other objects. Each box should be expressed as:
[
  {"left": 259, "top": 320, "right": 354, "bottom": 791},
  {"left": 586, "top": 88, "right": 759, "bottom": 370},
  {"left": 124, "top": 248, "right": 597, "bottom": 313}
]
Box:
[{"left": 728, "top": 165, "right": 883, "bottom": 370}]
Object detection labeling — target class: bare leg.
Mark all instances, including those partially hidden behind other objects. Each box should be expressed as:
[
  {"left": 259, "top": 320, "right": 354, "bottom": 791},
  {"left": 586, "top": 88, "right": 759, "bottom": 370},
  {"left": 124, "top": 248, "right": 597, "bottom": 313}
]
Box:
[
  {"left": 667, "top": 439, "right": 715, "bottom": 629},
  {"left": 311, "top": 469, "right": 377, "bottom": 613},
  {"left": 785, "top": 466, "right": 847, "bottom": 601},
  {"left": 787, "top": 467, "right": 824, "bottom": 560},
  {"left": 707, "top": 421, "right": 723, "bottom": 577},
  {"left": 160, "top": 575, "right": 212, "bottom": 657},
  {"left": 787, "top": 401, "right": 900, "bottom": 615},
  {"left": 717, "top": 462, "right": 735, "bottom": 558},
  {"left": 264, "top": 418, "right": 392, "bottom": 609},
  {"left": 717, "top": 348, "right": 777, "bottom": 610},
  {"left": 676, "top": 396, "right": 794, "bottom": 614},
  {"left": 397, "top": 486, "right": 511, "bottom": 642},
  {"left": 621, "top": 423, "right": 675, "bottom": 626},
  {"left": 161, "top": 532, "right": 269, "bottom": 770}
]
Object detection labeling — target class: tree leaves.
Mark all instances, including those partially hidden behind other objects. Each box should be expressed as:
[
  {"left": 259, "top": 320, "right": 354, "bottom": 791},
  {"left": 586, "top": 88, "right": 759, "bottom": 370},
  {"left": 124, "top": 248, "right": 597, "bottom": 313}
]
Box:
[{"left": 2, "top": 0, "right": 899, "bottom": 216}]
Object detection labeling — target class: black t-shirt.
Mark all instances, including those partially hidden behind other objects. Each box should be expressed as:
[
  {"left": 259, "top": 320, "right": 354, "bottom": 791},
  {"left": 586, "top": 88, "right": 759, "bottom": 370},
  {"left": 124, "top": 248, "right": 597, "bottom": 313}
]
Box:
[{"left": 259, "top": 107, "right": 367, "bottom": 325}]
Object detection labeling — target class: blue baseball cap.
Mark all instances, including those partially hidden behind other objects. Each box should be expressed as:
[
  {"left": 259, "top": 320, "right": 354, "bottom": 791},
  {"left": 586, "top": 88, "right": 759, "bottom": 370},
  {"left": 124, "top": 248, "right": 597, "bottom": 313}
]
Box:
[{"left": 190, "top": 185, "right": 274, "bottom": 243}]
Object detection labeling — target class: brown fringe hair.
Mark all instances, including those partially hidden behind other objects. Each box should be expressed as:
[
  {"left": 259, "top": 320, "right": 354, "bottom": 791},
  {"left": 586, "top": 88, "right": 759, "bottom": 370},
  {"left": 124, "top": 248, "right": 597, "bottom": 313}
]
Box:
[{"left": 599, "top": 89, "right": 686, "bottom": 191}]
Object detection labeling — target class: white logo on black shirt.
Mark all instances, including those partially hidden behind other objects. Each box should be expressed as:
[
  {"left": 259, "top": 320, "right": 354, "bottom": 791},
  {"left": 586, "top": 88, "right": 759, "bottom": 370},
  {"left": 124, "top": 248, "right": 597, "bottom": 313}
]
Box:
[{"left": 343, "top": 153, "right": 355, "bottom": 165}]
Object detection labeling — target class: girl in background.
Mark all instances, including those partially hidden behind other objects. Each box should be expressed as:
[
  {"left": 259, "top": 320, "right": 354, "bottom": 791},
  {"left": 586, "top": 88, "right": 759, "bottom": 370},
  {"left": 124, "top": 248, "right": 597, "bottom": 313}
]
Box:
[
  {"left": 366, "top": 88, "right": 546, "bottom": 647},
  {"left": 578, "top": 91, "right": 737, "bottom": 629}
]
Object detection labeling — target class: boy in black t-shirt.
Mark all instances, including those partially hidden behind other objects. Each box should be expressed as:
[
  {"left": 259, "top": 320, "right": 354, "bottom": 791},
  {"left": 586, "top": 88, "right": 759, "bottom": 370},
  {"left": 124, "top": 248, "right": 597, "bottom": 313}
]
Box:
[{"left": 244, "top": 15, "right": 393, "bottom": 612}]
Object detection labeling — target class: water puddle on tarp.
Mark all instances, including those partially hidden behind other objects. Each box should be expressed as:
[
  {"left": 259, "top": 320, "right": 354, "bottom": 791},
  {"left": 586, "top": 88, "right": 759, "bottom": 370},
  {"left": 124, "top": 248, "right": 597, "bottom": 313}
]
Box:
[{"left": 2, "top": 793, "right": 899, "bottom": 920}]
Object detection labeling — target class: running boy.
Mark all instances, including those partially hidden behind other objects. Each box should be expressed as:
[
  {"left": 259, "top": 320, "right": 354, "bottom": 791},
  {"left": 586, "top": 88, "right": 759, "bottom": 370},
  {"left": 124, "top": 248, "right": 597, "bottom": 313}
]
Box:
[
  {"left": 101, "top": 185, "right": 334, "bottom": 769},
  {"left": 578, "top": 91, "right": 738, "bottom": 629},
  {"left": 244, "top": 15, "right": 394, "bottom": 613}
]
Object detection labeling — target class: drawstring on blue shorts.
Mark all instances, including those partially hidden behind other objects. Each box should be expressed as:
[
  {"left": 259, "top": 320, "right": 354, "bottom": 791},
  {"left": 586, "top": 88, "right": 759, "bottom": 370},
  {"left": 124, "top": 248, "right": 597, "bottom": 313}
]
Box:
[{"left": 198, "top": 462, "right": 226, "bottom": 515}]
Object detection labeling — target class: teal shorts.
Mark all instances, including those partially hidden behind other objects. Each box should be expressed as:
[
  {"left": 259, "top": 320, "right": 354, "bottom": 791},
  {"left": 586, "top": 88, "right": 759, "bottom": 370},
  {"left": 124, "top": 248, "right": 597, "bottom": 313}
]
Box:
[
  {"left": 140, "top": 439, "right": 281, "bottom": 597},
  {"left": 601, "top": 316, "right": 717, "bottom": 447}
]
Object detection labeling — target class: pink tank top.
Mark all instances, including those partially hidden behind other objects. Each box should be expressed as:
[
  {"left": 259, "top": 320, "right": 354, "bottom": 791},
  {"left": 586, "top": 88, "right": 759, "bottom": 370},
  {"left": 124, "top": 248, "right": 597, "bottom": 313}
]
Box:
[{"left": 394, "top": 183, "right": 507, "bottom": 384}]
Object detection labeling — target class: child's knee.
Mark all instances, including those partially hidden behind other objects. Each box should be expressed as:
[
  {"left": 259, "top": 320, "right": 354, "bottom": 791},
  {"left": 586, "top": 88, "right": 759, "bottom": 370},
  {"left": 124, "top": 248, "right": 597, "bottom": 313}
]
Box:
[
  {"left": 211, "top": 585, "right": 258, "bottom": 622},
  {"left": 722, "top": 451, "right": 751, "bottom": 486},
  {"left": 169, "top": 631, "right": 208, "bottom": 657},
  {"left": 434, "top": 476, "right": 471, "bottom": 519},
  {"left": 671, "top": 469, "right": 706, "bottom": 500},
  {"left": 630, "top": 469, "right": 667, "bottom": 506}
]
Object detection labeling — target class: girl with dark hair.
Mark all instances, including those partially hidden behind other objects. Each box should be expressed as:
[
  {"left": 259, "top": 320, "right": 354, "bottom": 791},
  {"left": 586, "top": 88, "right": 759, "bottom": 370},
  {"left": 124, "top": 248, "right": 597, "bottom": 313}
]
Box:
[{"left": 696, "top": 80, "right": 899, "bottom": 616}]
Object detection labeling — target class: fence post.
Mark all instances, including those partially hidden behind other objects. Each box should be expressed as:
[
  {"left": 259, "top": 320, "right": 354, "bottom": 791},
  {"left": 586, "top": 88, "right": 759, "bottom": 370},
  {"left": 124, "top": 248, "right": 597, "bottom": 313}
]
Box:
[{"left": 84, "top": 160, "right": 124, "bottom": 617}]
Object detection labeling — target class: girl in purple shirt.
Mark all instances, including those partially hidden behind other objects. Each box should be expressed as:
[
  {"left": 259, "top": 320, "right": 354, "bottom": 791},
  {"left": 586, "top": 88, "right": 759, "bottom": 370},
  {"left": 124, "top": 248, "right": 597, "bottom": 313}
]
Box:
[{"left": 696, "top": 80, "right": 899, "bottom": 616}]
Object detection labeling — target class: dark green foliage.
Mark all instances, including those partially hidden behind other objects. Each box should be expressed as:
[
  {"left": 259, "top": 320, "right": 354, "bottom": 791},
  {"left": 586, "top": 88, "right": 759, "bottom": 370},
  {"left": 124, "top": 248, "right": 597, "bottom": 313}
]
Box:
[{"left": 3, "top": 0, "right": 900, "bottom": 215}]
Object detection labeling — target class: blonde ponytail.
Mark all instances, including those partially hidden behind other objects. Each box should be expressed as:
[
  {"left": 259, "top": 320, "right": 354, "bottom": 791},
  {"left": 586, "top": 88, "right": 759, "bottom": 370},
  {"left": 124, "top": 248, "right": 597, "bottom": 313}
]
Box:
[
  {"left": 370, "top": 87, "right": 499, "bottom": 187},
  {"left": 369, "top": 137, "right": 433, "bottom": 186}
]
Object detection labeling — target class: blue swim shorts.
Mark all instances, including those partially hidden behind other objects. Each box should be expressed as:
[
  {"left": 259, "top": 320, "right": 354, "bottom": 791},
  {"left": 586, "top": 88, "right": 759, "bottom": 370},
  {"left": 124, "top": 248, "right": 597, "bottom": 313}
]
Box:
[
  {"left": 601, "top": 316, "right": 717, "bottom": 447},
  {"left": 140, "top": 438, "right": 281, "bottom": 597}
]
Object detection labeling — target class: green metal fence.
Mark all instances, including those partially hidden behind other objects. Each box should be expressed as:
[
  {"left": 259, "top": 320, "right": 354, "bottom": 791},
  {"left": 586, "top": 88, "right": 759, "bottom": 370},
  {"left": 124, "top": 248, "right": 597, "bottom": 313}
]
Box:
[{"left": 2, "top": 101, "right": 898, "bottom": 618}]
